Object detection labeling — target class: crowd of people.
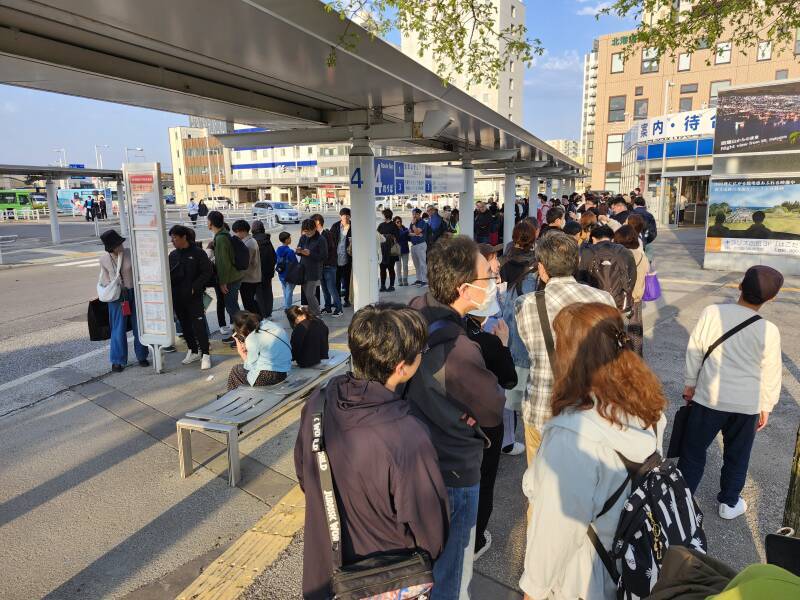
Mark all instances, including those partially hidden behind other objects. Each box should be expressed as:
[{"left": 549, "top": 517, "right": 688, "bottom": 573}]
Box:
[{"left": 94, "top": 189, "right": 794, "bottom": 599}]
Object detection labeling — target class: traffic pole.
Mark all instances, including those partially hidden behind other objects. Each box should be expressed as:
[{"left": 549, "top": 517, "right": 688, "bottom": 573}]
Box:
[{"left": 45, "top": 179, "right": 61, "bottom": 244}]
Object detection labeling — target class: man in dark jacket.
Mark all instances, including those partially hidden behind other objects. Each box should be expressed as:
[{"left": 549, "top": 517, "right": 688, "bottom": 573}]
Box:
[
  {"left": 312, "top": 213, "right": 342, "bottom": 316},
  {"left": 633, "top": 197, "right": 658, "bottom": 244},
  {"left": 577, "top": 224, "right": 637, "bottom": 314},
  {"left": 329, "top": 207, "right": 352, "bottom": 307},
  {"left": 251, "top": 220, "right": 276, "bottom": 318},
  {"left": 296, "top": 218, "right": 327, "bottom": 316},
  {"left": 610, "top": 196, "right": 630, "bottom": 224},
  {"left": 295, "top": 304, "right": 449, "bottom": 600},
  {"left": 407, "top": 236, "right": 505, "bottom": 599},
  {"left": 474, "top": 201, "right": 494, "bottom": 243},
  {"left": 169, "top": 225, "right": 213, "bottom": 370},
  {"left": 207, "top": 210, "right": 242, "bottom": 342}
]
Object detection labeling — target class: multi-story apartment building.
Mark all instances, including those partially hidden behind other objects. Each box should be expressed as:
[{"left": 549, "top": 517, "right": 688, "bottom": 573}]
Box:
[
  {"left": 545, "top": 139, "right": 581, "bottom": 162},
  {"left": 583, "top": 12, "right": 800, "bottom": 194},
  {"left": 400, "top": 0, "right": 525, "bottom": 124}
]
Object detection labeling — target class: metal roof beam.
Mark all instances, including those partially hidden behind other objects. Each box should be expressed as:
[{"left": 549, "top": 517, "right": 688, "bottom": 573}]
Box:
[{"left": 384, "top": 149, "right": 519, "bottom": 164}]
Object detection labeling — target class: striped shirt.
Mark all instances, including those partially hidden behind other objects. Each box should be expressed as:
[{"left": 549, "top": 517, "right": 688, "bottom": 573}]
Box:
[{"left": 514, "top": 276, "right": 616, "bottom": 430}]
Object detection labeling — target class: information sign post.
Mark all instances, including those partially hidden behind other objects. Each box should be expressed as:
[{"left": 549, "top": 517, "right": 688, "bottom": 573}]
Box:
[{"left": 122, "top": 162, "right": 174, "bottom": 373}]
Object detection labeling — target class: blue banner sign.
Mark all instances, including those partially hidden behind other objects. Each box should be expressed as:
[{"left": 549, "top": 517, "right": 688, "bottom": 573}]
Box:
[{"left": 373, "top": 158, "right": 463, "bottom": 197}]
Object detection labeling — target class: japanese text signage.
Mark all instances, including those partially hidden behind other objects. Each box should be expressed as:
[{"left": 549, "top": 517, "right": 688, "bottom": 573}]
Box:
[
  {"left": 624, "top": 108, "right": 716, "bottom": 152},
  {"left": 611, "top": 34, "right": 639, "bottom": 46},
  {"left": 373, "top": 158, "right": 464, "bottom": 197}
]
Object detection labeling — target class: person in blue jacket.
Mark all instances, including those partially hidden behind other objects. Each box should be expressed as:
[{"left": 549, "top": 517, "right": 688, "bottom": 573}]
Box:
[{"left": 227, "top": 311, "right": 292, "bottom": 391}]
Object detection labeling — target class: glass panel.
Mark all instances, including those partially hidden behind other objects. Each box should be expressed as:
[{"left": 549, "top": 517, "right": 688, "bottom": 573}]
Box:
[
  {"left": 607, "top": 134, "right": 624, "bottom": 162},
  {"left": 641, "top": 48, "right": 659, "bottom": 73},
  {"left": 608, "top": 95, "right": 626, "bottom": 122},
  {"left": 715, "top": 42, "right": 731, "bottom": 64},
  {"left": 776, "top": 69, "right": 789, "bottom": 80},
  {"left": 633, "top": 98, "right": 649, "bottom": 120},
  {"left": 709, "top": 80, "right": 731, "bottom": 107},
  {"left": 757, "top": 40, "right": 772, "bottom": 61},
  {"left": 611, "top": 53, "right": 624, "bottom": 73},
  {"left": 679, "top": 97, "right": 692, "bottom": 111},
  {"left": 678, "top": 53, "right": 691, "bottom": 71},
  {"left": 680, "top": 83, "right": 698, "bottom": 94}
]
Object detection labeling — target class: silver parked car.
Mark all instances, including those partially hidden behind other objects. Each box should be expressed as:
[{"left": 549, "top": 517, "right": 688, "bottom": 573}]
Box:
[{"left": 252, "top": 201, "right": 300, "bottom": 224}]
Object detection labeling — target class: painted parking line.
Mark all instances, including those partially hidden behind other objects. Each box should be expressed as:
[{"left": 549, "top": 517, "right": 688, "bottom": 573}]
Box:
[{"left": 176, "top": 484, "right": 305, "bottom": 600}]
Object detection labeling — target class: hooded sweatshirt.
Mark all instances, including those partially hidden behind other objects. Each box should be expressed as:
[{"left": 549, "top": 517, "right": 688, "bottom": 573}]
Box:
[
  {"left": 520, "top": 403, "right": 665, "bottom": 600},
  {"left": 407, "top": 293, "right": 505, "bottom": 487},
  {"left": 294, "top": 374, "right": 449, "bottom": 600}
]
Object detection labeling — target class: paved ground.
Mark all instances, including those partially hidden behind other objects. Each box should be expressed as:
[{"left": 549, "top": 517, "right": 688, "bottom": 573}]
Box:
[{"left": 0, "top": 226, "right": 798, "bottom": 600}]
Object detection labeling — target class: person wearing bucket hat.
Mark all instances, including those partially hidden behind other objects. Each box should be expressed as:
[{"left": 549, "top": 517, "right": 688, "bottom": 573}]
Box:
[
  {"left": 680, "top": 265, "right": 784, "bottom": 520},
  {"left": 97, "top": 229, "right": 149, "bottom": 372}
]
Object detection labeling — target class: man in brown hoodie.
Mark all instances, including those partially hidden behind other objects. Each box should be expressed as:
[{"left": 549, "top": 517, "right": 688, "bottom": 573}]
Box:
[{"left": 294, "top": 303, "right": 449, "bottom": 600}]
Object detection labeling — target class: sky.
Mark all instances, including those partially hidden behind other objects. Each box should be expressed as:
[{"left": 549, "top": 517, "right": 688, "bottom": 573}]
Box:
[{"left": 0, "top": 1, "right": 636, "bottom": 170}]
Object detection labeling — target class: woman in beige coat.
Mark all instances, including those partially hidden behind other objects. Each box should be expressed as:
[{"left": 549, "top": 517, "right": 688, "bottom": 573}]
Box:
[
  {"left": 614, "top": 225, "right": 649, "bottom": 355},
  {"left": 98, "top": 230, "right": 149, "bottom": 372}
]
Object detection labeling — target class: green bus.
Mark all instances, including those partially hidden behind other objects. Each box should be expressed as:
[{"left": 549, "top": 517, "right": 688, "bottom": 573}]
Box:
[{"left": 0, "top": 189, "right": 47, "bottom": 215}]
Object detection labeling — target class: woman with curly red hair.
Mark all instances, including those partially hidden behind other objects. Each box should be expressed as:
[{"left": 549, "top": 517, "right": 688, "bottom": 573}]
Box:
[{"left": 520, "top": 302, "right": 666, "bottom": 600}]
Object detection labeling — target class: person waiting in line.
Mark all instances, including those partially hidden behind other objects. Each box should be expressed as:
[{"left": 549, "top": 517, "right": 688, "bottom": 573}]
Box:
[
  {"left": 311, "top": 213, "right": 343, "bottom": 317},
  {"left": 377, "top": 208, "right": 399, "bottom": 292},
  {"left": 294, "top": 304, "right": 449, "bottom": 600},
  {"left": 448, "top": 208, "right": 460, "bottom": 234},
  {"left": 409, "top": 208, "right": 428, "bottom": 286},
  {"left": 464, "top": 291, "right": 517, "bottom": 562},
  {"left": 168, "top": 225, "right": 213, "bottom": 370},
  {"left": 614, "top": 225, "right": 649, "bottom": 356},
  {"left": 679, "top": 266, "right": 783, "bottom": 520},
  {"left": 232, "top": 220, "right": 262, "bottom": 316},
  {"left": 275, "top": 231, "right": 298, "bottom": 309},
  {"left": 251, "top": 220, "right": 276, "bottom": 319},
  {"left": 578, "top": 211, "right": 598, "bottom": 248},
  {"left": 474, "top": 201, "right": 494, "bottom": 244},
  {"left": 227, "top": 310, "right": 292, "bottom": 391},
  {"left": 520, "top": 302, "right": 666, "bottom": 600},
  {"left": 296, "top": 219, "right": 327, "bottom": 316},
  {"left": 537, "top": 205, "right": 565, "bottom": 239},
  {"left": 393, "top": 215, "right": 411, "bottom": 286},
  {"left": 98, "top": 230, "right": 149, "bottom": 372},
  {"left": 563, "top": 220, "right": 582, "bottom": 244},
  {"left": 207, "top": 211, "right": 243, "bottom": 342},
  {"left": 329, "top": 207, "right": 352, "bottom": 307},
  {"left": 286, "top": 305, "right": 329, "bottom": 368},
  {"left": 632, "top": 197, "right": 657, "bottom": 245}
]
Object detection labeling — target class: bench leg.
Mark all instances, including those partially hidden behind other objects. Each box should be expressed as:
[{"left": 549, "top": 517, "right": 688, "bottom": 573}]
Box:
[
  {"left": 178, "top": 424, "right": 194, "bottom": 479},
  {"left": 226, "top": 430, "right": 241, "bottom": 487}
]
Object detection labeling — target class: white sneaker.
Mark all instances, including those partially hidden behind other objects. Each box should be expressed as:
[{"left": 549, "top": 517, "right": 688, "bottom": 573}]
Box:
[
  {"left": 200, "top": 354, "right": 211, "bottom": 370},
  {"left": 474, "top": 530, "right": 492, "bottom": 561},
  {"left": 182, "top": 351, "right": 201, "bottom": 365},
  {"left": 501, "top": 441, "right": 526, "bottom": 456},
  {"left": 219, "top": 325, "right": 232, "bottom": 335},
  {"left": 719, "top": 497, "right": 747, "bottom": 520}
]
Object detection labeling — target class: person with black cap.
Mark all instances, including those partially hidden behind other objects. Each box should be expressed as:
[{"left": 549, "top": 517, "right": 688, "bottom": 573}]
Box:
[
  {"left": 97, "top": 229, "right": 149, "bottom": 372},
  {"left": 679, "top": 265, "right": 784, "bottom": 520}
]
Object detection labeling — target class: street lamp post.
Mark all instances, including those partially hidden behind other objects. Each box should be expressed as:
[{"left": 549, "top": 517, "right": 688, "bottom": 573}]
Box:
[
  {"left": 94, "top": 144, "right": 110, "bottom": 169},
  {"left": 124, "top": 146, "right": 144, "bottom": 163},
  {"left": 657, "top": 80, "right": 675, "bottom": 226},
  {"left": 52, "top": 148, "right": 66, "bottom": 167}
]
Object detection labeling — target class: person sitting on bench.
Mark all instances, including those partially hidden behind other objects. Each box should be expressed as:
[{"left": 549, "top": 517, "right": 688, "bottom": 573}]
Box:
[
  {"left": 286, "top": 306, "right": 329, "bottom": 368},
  {"left": 228, "top": 311, "right": 291, "bottom": 391}
]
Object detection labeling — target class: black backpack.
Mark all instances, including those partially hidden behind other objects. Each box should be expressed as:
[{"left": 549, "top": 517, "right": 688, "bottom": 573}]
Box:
[
  {"left": 588, "top": 449, "right": 707, "bottom": 600},
  {"left": 584, "top": 244, "right": 633, "bottom": 314},
  {"left": 229, "top": 234, "right": 250, "bottom": 271}
]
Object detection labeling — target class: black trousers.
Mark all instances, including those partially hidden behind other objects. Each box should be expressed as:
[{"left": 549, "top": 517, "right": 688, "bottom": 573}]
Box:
[
  {"left": 337, "top": 263, "right": 352, "bottom": 301},
  {"left": 255, "top": 278, "right": 274, "bottom": 318},
  {"left": 476, "top": 422, "right": 504, "bottom": 550},
  {"left": 239, "top": 281, "right": 260, "bottom": 315},
  {"left": 214, "top": 283, "right": 226, "bottom": 328},
  {"left": 174, "top": 294, "right": 210, "bottom": 355},
  {"left": 379, "top": 262, "right": 395, "bottom": 288}
]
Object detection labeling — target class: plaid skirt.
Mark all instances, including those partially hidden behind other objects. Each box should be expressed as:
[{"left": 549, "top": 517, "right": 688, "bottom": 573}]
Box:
[{"left": 227, "top": 364, "right": 287, "bottom": 391}]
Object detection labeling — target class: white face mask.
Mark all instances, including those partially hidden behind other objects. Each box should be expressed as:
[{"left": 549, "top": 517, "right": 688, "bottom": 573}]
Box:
[{"left": 464, "top": 278, "right": 498, "bottom": 313}]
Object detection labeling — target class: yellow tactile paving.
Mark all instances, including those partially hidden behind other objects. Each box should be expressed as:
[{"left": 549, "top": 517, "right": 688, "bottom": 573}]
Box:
[{"left": 176, "top": 484, "right": 305, "bottom": 600}]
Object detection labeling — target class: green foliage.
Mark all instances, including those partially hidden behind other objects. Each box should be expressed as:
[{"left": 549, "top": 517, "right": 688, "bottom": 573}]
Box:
[
  {"left": 709, "top": 202, "right": 731, "bottom": 217},
  {"left": 323, "top": 1, "right": 542, "bottom": 87},
  {"left": 602, "top": 1, "right": 800, "bottom": 65}
]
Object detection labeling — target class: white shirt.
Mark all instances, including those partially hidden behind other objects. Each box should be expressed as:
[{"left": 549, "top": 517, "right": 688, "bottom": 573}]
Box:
[
  {"left": 684, "top": 303, "right": 782, "bottom": 415},
  {"left": 187, "top": 201, "right": 199, "bottom": 216}
]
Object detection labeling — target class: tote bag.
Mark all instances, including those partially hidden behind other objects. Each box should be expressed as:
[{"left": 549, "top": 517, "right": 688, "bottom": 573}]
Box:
[
  {"left": 642, "top": 271, "right": 661, "bottom": 302},
  {"left": 97, "top": 254, "right": 123, "bottom": 302}
]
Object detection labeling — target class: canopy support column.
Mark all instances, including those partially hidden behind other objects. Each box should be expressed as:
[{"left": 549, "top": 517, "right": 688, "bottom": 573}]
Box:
[
  {"left": 116, "top": 179, "right": 129, "bottom": 236},
  {"left": 45, "top": 180, "right": 60, "bottom": 244},
  {"left": 349, "top": 139, "right": 378, "bottom": 310},
  {"left": 459, "top": 160, "right": 474, "bottom": 239},
  {"left": 503, "top": 170, "right": 515, "bottom": 248}
]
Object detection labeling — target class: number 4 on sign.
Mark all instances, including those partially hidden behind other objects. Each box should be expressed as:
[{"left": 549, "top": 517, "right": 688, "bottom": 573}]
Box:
[{"left": 350, "top": 168, "right": 363, "bottom": 189}]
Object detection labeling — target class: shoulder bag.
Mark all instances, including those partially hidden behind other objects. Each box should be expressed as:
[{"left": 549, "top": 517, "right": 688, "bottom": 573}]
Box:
[
  {"left": 666, "top": 314, "right": 763, "bottom": 458},
  {"left": 535, "top": 290, "right": 556, "bottom": 373},
  {"left": 311, "top": 392, "right": 434, "bottom": 600},
  {"left": 97, "top": 253, "right": 123, "bottom": 302}
]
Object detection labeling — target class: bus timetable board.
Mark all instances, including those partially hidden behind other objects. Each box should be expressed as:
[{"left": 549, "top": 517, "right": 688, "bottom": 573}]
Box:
[{"left": 122, "top": 163, "right": 174, "bottom": 364}]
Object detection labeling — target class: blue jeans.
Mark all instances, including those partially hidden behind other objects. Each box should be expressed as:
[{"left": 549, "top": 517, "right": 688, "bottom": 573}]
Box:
[
  {"left": 678, "top": 402, "right": 759, "bottom": 507},
  {"left": 432, "top": 483, "right": 479, "bottom": 600},
  {"left": 108, "top": 288, "right": 148, "bottom": 366},
  {"left": 223, "top": 280, "right": 242, "bottom": 321},
  {"left": 281, "top": 281, "right": 295, "bottom": 309},
  {"left": 321, "top": 265, "right": 341, "bottom": 311}
]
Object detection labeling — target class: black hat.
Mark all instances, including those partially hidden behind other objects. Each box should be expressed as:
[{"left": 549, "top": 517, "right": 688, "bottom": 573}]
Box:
[
  {"left": 741, "top": 265, "right": 783, "bottom": 305},
  {"left": 100, "top": 229, "right": 125, "bottom": 253}
]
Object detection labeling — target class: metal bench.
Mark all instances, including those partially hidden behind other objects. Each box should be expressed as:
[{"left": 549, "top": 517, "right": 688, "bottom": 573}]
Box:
[{"left": 177, "top": 349, "right": 350, "bottom": 486}]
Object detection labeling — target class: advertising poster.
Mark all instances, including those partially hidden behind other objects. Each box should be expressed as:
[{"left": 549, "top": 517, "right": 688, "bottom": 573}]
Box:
[
  {"left": 134, "top": 230, "right": 163, "bottom": 282},
  {"left": 705, "top": 178, "right": 800, "bottom": 257},
  {"left": 129, "top": 173, "right": 158, "bottom": 227},
  {"left": 714, "top": 81, "right": 800, "bottom": 155}
]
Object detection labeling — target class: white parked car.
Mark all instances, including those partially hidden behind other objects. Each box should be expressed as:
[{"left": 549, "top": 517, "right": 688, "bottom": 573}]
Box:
[{"left": 252, "top": 201, "right": 300, "bottom": 224}]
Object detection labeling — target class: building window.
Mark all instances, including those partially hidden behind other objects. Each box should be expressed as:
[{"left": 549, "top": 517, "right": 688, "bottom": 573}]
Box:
[
  {"left": 776, "top": 69, "right": 789, "bottom": 80},
  {"left": 709, "top": 80, "right": 731, "bottom": 107},
  {"left": 634, "top": 86, "right": 643, "bottom": 96},
  {"left": 611, "top": 52, "right": 624, "bottom": 73},
  {"left": 250, "top": 150, "right": 257, "bottom": 160},
  {"left": 234, "top": 151, "right": 241, "bottom": 159},
  {"left": 715, "top": 42, "right": 732, "bottom": 64},
  {"left": 679, "top": 97, "right": 693, "bottom": 111},
  {"left": 606, "top": 134, "right": 624, "bottom": 163},
  {"left": 680, "top": 83, "right": 698, "bottom": 94},
  {"left": 678, "top": 52, "right": 691, "bottom": 72},
  {"left": 508, "top": 114, "right": 513, "bottom": 121},
  {"left": 511, "top": 4, "right": 516, "bottom": 18},
  {"left": 482, "top": 93, "right": 489, "bottom": 102},
  {"left": 633, "top": 98, "right": 649, "bottom": 120},
  {"left": 757, "top": 40, "right": 772, "bottom": 61},
  {"left": 307, "top": 146, "right": 313, "bottom": 155},
  {"left": 178, "top": 168, "right": 182, "bottom": 176},
  {"left": 587, "top": 140, "right": 594, "bottom": 149},
  {"left": 796, "top": 28, "right": 800, "bottom": 54},
  {"left": 508, "top": 96, "right": 514, "bottom": 108},
  {"left": 641, "top": 48, "right": 659, "bottom": 73},
  {"left": 509, "top": 59, "right": 515, "bottom": 72},
  {"left": 697, "top": 37, "right": 710, "bottom": 50},
  {"left": 608, "top": 95, "right": 626, "bottom": 122},
  {"left": 509, "top": 78, "right": 514, "bottom": 91}
]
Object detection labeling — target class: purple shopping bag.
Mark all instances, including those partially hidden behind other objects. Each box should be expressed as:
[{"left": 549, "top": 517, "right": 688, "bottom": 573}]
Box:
[{"left": 642, "top": 271, "right": 661, "bottom": 302}]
